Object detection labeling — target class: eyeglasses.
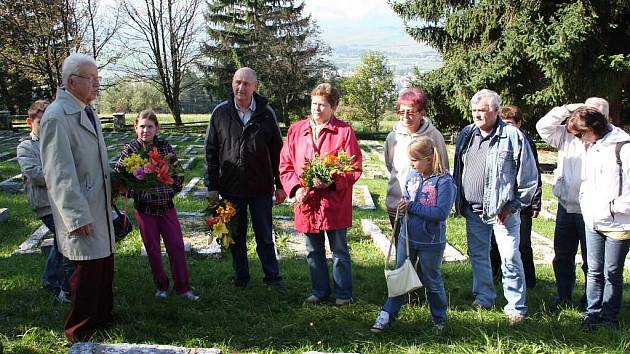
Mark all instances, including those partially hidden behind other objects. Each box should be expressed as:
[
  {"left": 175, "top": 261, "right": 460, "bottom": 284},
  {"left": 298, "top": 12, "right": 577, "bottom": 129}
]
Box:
[
  {"left": 72, "top": 74, "right": 100, "bottom": 84},
  {"left": 397, "top": 109, "right": 419, "bottom": 118}
]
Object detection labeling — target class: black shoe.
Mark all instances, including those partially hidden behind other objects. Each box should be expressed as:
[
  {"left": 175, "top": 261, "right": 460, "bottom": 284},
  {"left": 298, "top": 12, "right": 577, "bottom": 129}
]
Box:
[
  {"left": 232, "top": 277, "right": 249, "bottom": 288},
  {"left": 265, "top": 280, "right": 287, "bottom": 295},
  {"left": 601, "top": 320, "right": 619, "bottom": 330},
  {"left": 581, "top": 316, "right": 600, "bottom": 331},
  {"left": 551, "top": 296, "right": 573, "bottom": 308}
]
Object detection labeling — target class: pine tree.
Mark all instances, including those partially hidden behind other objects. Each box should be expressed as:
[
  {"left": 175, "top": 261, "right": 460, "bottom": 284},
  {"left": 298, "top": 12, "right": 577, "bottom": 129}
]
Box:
[
  {"left": 390, "top": 0, "right": 630, "bottom": 130},
  {"left": 202, "top": 0, "right": 334, "bottom": 125}
]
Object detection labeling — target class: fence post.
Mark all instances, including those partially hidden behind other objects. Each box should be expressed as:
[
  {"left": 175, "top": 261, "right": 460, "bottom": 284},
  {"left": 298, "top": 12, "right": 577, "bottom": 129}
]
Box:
[
  {"left": 0, "top": 111, "right": 11, "bottom": 130},
  {"left": 112, "top": 112, "right": 125, "bottom": 131}
]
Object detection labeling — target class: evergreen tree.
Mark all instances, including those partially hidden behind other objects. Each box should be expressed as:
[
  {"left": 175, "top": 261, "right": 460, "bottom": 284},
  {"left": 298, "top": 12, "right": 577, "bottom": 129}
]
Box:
[
  {"left": 202, "top": 0, "right": 334, "bottom": 125},
  {"left": 391, "top": 0, "right": 630, "bottom": 130}
]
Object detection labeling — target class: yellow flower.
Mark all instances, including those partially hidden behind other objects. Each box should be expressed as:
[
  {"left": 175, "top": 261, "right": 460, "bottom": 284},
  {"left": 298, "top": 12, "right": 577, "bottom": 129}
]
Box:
[
  {"left": 211, "top": 221, "right": 228, "bottom": 237},
  {"left": 121, "top": 153, "right": 149, "bottom": 174}
]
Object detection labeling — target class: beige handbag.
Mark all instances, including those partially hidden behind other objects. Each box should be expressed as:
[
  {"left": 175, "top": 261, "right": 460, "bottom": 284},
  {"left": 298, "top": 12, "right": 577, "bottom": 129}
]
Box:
[{"left": 384, "top": 207, "right": 422, "bottom": 297}]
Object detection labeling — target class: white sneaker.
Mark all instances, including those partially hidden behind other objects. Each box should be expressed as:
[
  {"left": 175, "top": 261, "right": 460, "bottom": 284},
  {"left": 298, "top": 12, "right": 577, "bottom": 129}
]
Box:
[
  {"left": 56, "top": 290, "right": 71, "bottom": 304},
  {"left": 179, "top": 290, "right": 200, "bottom": 301},
  {"left": 155, "top": 290, "right": 168, "bottom": 298},
  {"left": 370, "top": 310, "right": 391, "bottom": 333}
]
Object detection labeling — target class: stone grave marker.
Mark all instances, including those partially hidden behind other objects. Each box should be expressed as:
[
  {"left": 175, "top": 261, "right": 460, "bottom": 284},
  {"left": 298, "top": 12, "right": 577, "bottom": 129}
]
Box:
[
  {"left": 0, "top": 174, "right": 24, "bottom": 193},
  {"left": 352, "top": 185, "right": 376, "bottom": 210},
  {"left": 273, "top": 215, "right": 331, "bottom": 259},
  {"left": 68, "top": 342, "right": 222, "bottom": 354},
  {"left": 361, "top": 219, "right": 467, "bottom": 262},
  {"left": 0, "top": 208, "right": 8, "bottom": 223},
  {"left": 15, "top": 224, "right": 50, "bottom": 254},
  {"left": 0, "top": 151, "right": 12, "bottom": 160},
  {"left": 182, "top": 157, "right": 196, "bottom": 170},
  {"left": 177, "top": 177, "right": 200, "bottom": 198}
]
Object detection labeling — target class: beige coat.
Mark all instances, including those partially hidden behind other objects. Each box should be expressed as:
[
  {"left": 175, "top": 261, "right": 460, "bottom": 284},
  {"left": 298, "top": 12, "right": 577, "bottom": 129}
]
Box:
[{"left": 40, "top": 88, "right": 115, "bottom": 260}]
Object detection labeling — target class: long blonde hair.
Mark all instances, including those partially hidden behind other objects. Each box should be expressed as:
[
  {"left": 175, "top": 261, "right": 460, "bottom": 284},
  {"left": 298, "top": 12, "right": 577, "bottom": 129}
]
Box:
[{"left": 408, "top": 136, "right": 444, "bottom": 176}]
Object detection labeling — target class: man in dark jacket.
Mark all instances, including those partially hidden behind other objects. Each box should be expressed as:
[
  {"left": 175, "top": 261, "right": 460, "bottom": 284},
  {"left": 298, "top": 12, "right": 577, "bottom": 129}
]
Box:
[{"left": 204, "top": 67, "right": 287, "bottom": 288}]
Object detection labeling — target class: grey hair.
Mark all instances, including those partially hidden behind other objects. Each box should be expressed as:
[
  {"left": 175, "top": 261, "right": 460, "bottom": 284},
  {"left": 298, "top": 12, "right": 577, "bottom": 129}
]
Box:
[
  {"left": 470, "top": 89, "right": 502, "bottom": 112},
  {"left": 585, "top": 97, "right": 609, "bottom": 118},
  {"left": 61, "top": 53, "right": 97, "bottom": 86},
  {"left": 234, "top": 67, "right": 257, "bottom": 82}
]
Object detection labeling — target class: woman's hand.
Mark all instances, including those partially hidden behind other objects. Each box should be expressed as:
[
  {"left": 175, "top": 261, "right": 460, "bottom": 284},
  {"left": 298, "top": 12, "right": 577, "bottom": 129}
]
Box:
[
  {"left": 312, "top": 178, "right": 331, "bottom": 189},
  {"left": 397, "top": 198, "right": 409, "bottom": 214},
  {"left": 296, "top": 187, "right": 307, "bottom": 203}
]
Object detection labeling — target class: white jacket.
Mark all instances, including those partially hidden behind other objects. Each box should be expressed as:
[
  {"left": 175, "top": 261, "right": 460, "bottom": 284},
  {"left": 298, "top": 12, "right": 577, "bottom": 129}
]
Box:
[
  {"left": 579, "top": 126, "right": 630, "bottom": 231},
  {"left": 536, "top": 106, "right": 585, "bottom": 213},
  {"left": 383, "top": 118, "right": 449, "bottom": 214}
]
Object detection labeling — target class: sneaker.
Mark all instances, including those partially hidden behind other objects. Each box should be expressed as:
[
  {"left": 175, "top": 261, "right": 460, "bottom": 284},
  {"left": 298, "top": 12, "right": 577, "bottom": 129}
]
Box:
[
  {"left": 507, "top": 314, "right": 525, "bottom": 326},
  {"left": 370, "top": 311, "right": 391, "bottom": 333},
  {"left": 56, "top": 289, "right": 71, "bottom": 304},
  {"left": 335, "top": 298, "right": 353, "bottom": 306},
  {"left": 155, "top": 290, "right": 168, "bottom": 298},
  {"left": 179, "top": 290, "right": 200, "bottom": 301},
  {"left": 305, "top": 295, "right": 324, "bottom": 304}
]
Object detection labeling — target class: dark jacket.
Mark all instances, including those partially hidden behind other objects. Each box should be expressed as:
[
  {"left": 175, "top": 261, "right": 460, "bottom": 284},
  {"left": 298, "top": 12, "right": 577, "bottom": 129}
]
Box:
[{"left": 204, "top": 92, "right": 283, "bottom": 198}]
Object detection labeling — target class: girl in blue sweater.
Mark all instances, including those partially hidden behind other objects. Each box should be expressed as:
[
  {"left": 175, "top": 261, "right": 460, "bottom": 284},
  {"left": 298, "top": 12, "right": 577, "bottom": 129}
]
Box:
[{"left": 371, "top": 136, "right": 457, "bottom": 333}]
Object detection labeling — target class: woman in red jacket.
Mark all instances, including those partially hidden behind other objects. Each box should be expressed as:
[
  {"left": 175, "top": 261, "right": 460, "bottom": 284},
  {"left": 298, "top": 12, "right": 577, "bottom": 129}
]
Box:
[{"left": 279, "top": 83, "right": 363, "bottom": 305}]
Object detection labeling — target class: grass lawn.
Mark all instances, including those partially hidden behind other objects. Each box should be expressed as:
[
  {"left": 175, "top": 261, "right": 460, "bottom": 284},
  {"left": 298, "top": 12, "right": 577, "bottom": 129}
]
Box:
[{"left": 1, "top": 134, "right": 630, "bottom": 353}]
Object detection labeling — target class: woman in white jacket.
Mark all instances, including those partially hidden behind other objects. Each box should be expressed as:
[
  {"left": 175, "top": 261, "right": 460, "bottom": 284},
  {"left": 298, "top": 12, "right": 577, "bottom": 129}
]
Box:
[{"left": 570, "top": 107, "right": 630, "bottom": 330}]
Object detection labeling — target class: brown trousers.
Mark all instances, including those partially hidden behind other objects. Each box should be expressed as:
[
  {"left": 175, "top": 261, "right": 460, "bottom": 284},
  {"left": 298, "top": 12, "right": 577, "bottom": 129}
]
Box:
[{"left": 64, "top": 255, "right": 114, "bottom": 342}]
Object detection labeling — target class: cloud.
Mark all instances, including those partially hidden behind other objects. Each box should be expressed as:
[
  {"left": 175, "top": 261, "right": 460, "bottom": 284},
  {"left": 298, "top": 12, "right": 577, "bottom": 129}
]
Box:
[{"left": 303, "top": 0, "right": 390, "bottom": 22}]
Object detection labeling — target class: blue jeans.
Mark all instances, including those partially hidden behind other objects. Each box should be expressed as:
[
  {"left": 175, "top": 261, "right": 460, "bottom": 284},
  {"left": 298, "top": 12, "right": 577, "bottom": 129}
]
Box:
[
  {"left": 40, "top": 214, "right": 75, "bottom": 293},
  {"left": 383, "top": 237, "right": 447, "bottom": 324},
  {"left": 553, "top": 205, "right": 588, "bottom": 304},
  {"left": 305, "top": 229, "right": 352, "bottom": 300},
  {"left": 464, "top": 207, "right": 527, "bottom": 315},
  {"left": 225, "top": 194, "right": 281, "bottom": 285},
  {"left": 584, "top": 228, "right": 630, "bottom": 325}
]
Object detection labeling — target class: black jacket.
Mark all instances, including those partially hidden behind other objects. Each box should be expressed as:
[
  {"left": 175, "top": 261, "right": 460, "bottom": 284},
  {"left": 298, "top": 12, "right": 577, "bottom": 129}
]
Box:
[{"left": 204, "top": 92, "right": 283, "bottom": 198}]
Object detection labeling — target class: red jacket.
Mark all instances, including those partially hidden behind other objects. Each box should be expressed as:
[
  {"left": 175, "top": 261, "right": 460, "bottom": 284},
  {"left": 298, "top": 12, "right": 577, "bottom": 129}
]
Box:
[{"left": 279, "top": 116, "right": 363, "bottom": 233}]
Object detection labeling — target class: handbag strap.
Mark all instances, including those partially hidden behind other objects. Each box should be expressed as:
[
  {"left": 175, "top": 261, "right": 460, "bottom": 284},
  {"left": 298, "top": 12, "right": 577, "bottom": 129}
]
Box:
[
  {"left": 385, "top": 207, "right": 399, "bottom": 270},
  {"left": 385, "top": 205, "right": 412, "bottom": 270}
]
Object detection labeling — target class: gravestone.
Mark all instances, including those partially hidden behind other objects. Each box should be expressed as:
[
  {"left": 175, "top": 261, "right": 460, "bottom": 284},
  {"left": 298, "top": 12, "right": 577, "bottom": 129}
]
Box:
[
  {"left": 177, "top": 177, "right": 200, "bottom": 198},
  {"left": 112, "top": 113, "right": 125, "bottom": 131},
  {"left": 0, "top": 110, "right": 11, "bottom": 130},
  {"left": 0, "top": 208, "right": 8, "bottom": 223},
  {"left": 352, "top": 185, "right": 376, "bottom": 210},
  {"left": 182, "top": 157, "right": 196, "bottom": 170},
  {"left": 68, "top": 342, "right": 222, "bottom": 354},
  {"left": 0, "top": 174, "right": 23, "bottom": 193}
]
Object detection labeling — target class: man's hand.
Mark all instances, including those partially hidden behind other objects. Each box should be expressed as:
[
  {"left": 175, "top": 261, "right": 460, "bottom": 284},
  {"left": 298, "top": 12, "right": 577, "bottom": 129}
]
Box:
[
  {"left": 532, "top": 210, "right": 540, "bottom": 219},
  {"left": 207, "top": 190, "right": 220, "bottom": 205},
  {"left": 275, "top": 188, "right": 287, "bottom": 204},
  {"left": 312, "top": 178, "right": 331, "bottom": 189},
  {"left": 73, "top": 224, "right": 93, "bottom": 236},
  {"left": 496, "top": 207, "right": 512, "bottom": 225}
]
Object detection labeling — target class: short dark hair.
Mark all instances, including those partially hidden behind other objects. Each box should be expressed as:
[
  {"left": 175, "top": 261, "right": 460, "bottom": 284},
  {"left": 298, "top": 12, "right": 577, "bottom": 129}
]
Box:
[
  {"left": 501, "top": 105, "right": 522, "bottom": 124},
  {"left": 569, "top": 106, "right": 610, "bottom": 138},
  {"left": 311, "top": 83, "right": 340, "bottom": 109}
]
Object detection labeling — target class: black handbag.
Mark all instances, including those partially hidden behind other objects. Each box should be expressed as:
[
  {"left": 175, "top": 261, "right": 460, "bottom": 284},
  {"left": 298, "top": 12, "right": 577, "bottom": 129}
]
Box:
[{"left": 112, "top": 204, "right": 133, "bottom": 242}]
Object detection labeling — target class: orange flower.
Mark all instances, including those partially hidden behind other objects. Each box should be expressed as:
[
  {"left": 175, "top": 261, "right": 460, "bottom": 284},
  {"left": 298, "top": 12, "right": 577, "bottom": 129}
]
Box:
[
  {"left": 156, "top": 163, "right": 174, "bottom": 185},
  {"left": 323, "top": 154, "right": 337, "bottom": 166}
]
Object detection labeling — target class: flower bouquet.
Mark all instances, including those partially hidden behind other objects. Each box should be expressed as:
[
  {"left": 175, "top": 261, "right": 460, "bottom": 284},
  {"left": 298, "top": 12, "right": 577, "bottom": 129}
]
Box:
[
  {"left": 113, "top": 147, "right": 181, "bottom": 191},
  {"left": 300, "top": 150, "right": 355, "bottom": 190},
  {"left": 205, "top": 200, "right": 237, "bottom": 249}
]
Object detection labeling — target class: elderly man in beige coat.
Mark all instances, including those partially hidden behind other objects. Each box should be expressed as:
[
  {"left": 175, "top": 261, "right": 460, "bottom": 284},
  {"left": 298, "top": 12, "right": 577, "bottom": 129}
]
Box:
[{"left": 40, "top": 53, "right": 116, "bottom": 342}]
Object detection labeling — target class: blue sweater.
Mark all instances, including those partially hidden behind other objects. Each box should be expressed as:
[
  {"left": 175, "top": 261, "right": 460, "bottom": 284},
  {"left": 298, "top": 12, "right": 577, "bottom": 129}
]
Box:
[{"left": 400, "top": 171, "right": 457, "bottom": 251}]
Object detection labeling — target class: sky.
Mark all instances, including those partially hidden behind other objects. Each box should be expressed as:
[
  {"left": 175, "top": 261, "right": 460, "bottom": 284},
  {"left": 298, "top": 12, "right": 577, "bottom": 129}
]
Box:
[{"left": 301, "top": 0, "right": 432, "bottom": 50}]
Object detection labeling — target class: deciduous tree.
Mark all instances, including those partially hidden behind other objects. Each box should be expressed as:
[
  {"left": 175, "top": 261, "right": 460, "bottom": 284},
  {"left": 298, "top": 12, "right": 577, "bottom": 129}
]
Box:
[{"left": 342, "top": 51, "right": 397, "bottom": 131}]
